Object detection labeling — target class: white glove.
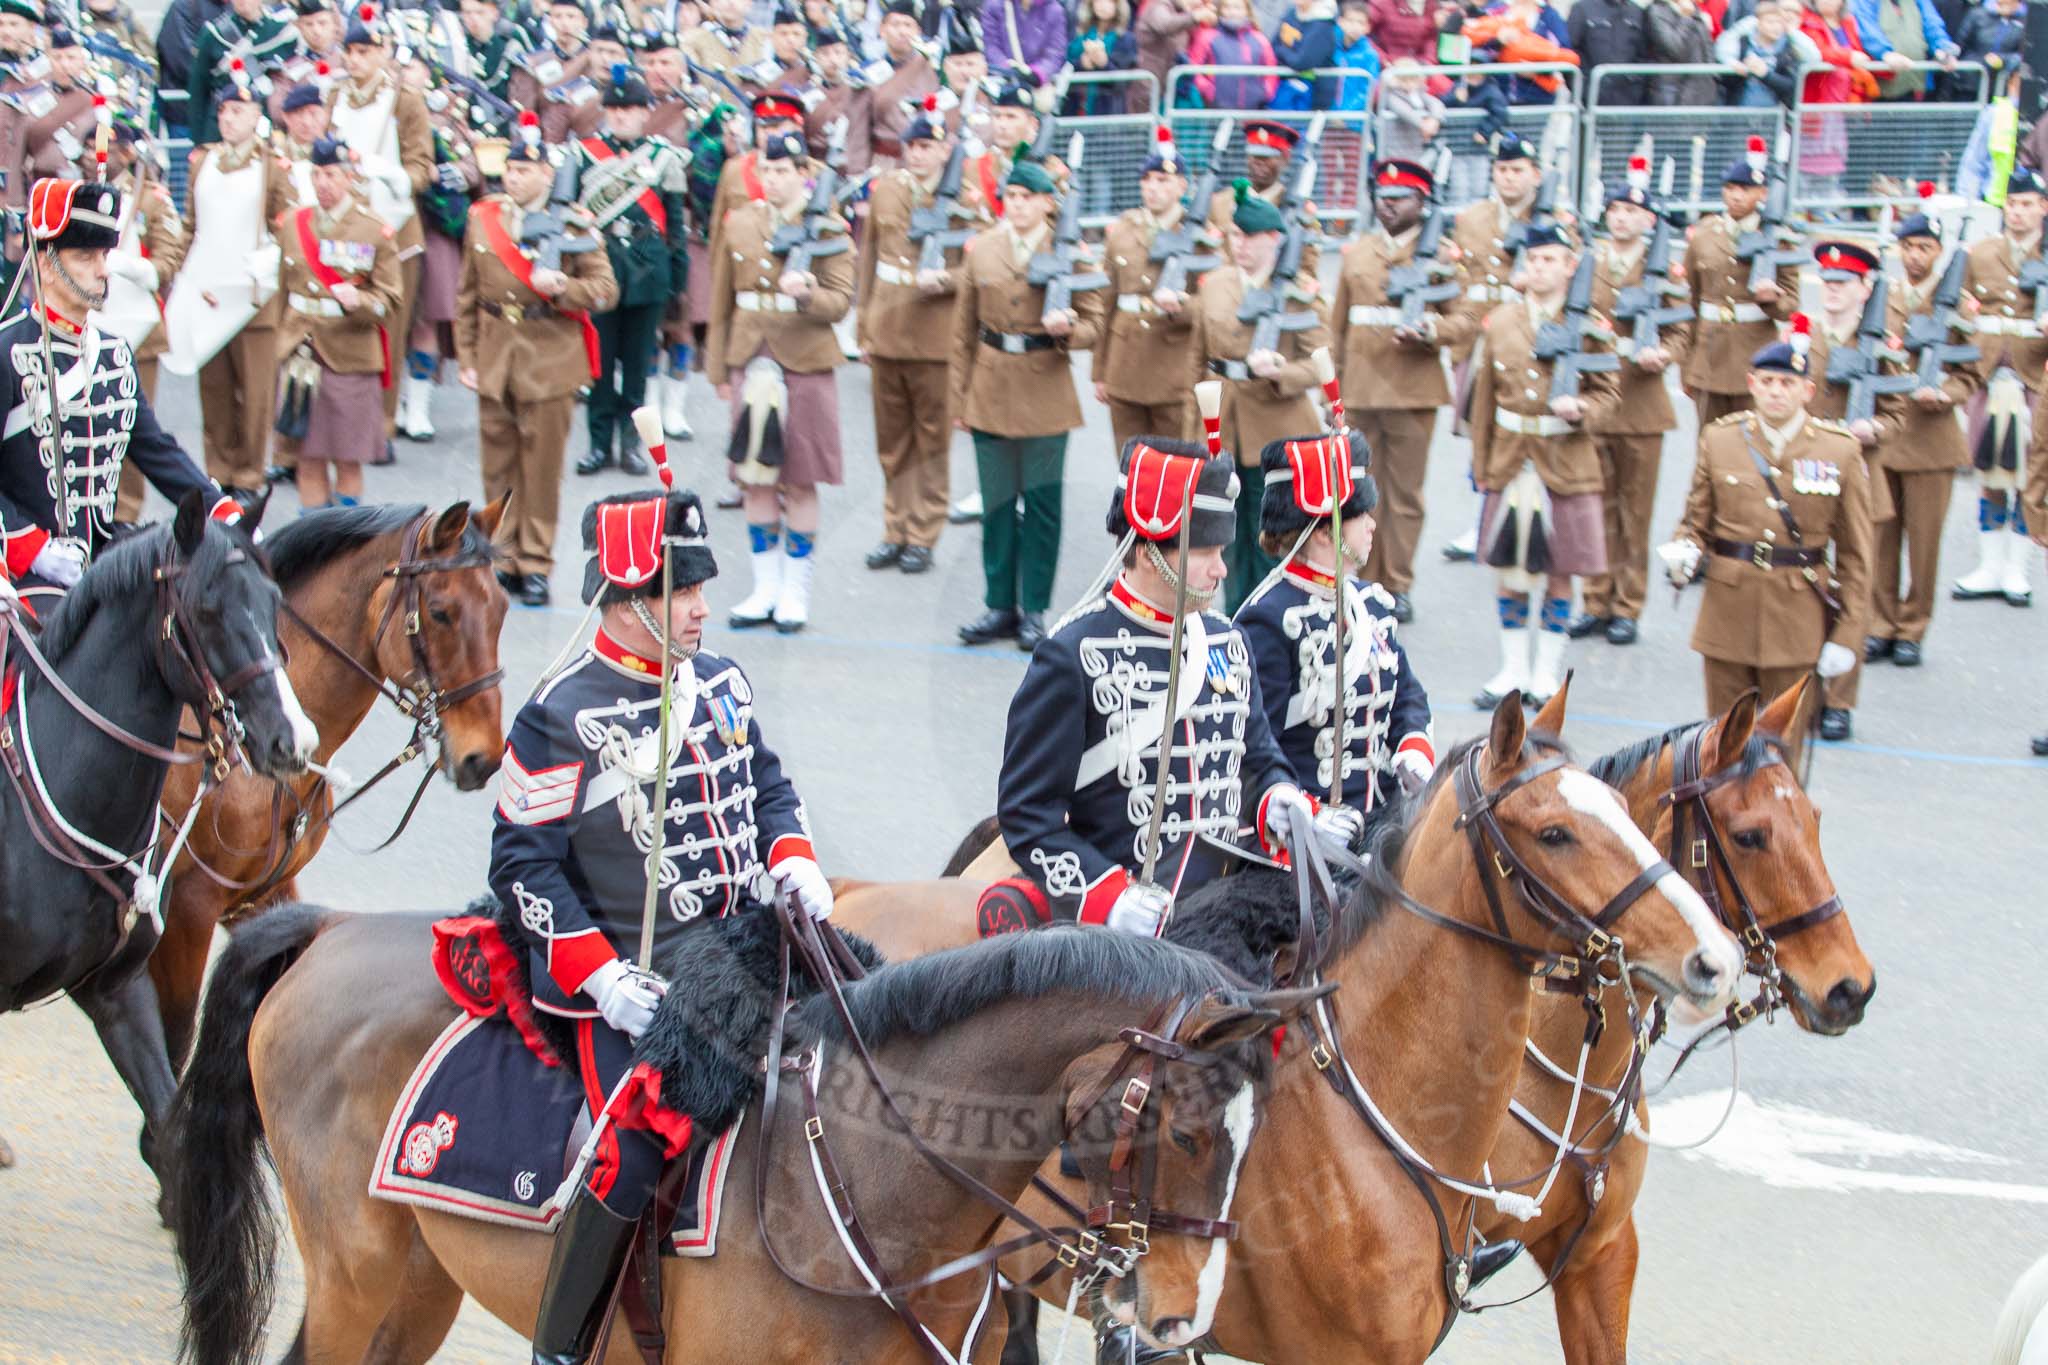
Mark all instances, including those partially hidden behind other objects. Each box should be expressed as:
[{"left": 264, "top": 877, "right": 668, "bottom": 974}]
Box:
[
  {"left": 1313, "top": 803, "right": 1366, "bottom": 853},
  {"left": 583, "top": 958, "right": 667, "bottom": 1040},
  {"left": 772, "top": 855, "right": 834, "bottom": 922},
  {"left": 0, "top": 573, "right": 17, "bottom": 614},
  {"left": 1393, "top": 747, "right": 1434, "bottom": 795},
  {"left": 1656, "top": 538, "right": 1701, "bottom": 588},
  {"left": 1106, "top": 881, "right": 1170, "bottom": 937},
  {"left": 30, "top": 537, "right": 86, "bottom": 587},
  {"left": 1817, "top": 642, "right": 1856, "bottom": 679},
  {"left": 108, "top": 250, "right": 157, "bottom": 288}
]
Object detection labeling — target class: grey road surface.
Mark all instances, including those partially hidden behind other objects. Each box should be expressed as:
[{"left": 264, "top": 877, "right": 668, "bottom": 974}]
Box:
[{"left": 1, "top": 344, "right": 2042, "bottom": 1363}]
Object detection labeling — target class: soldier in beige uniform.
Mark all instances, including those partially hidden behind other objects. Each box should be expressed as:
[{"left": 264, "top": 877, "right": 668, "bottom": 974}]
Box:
[
  {"left": 1469, "top": 223, "right": 1620, "bottom": 706},
  {"left": 707, "top": 129, "right": 855, "bottom": 633},
  {"left": 1662, "top": 337, "right": 1871, "bottom": 765},
  {"left": 856, "top": 100, "right": 988, "bottom": 575},
  {"left": 1093, "top": 129, "right": 1206, "bottom": 457},
  {"left": 455, "top": 124, "right": 618, "bottom": 606},
  {"left": 863, "top": 0, "right": 939, "bottom": 171},
  {"left": 1203, "top": 120, "right": 1321, "bottom": 284},
  {"left": 14, "top": 31, "right": 95, "bottom": 192},
  {"left": 107, "top": 124, "right": 190, "bottom": 523},
  {"left": 509, "top": 0, "right": 605, "bottom": 143},
  {"left": 1330, "top": 157, "right": 1459, "bottom": 620},
  {"left": 1187, "top": 187, "right": 1329, "bottom": 614},
  {"left": 1682, "top": 148, "right": 1802, "bottom": 428},
  {"left": 1867, "top": 209, "right": 1980, "bottom": 669},
  {"left": 273, "top": 135, "right": 404, "bottom": 508},
  {"left": 1572, "top": 173, "right": 1690, "bottom": 647},
  {"left": 1953, "top": 166, "right": 2048, "bottom": 608},
  {"left": 680, "top": 0, "right": 771, "bottom": 76},
  {"left": 952, "top": 159, "right": 1105, "bottom": 650}
]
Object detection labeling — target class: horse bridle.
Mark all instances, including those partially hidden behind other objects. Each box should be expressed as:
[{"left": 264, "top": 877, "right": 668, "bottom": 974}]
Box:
[
  {"left": 747, "top": 899, "right": 1244, "bottom": 1365},
  {"left": 1661, "top": 722, "right": 1845, "bottom": 1031}
]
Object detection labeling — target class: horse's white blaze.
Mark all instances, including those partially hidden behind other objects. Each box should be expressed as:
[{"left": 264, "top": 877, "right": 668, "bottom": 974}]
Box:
[
  {"left": 1554, "top": 770, "right": 1741, "bottom": 990},
  {"left": 1173, "top": 1080, "right": 1256, "bottom": 1346},
  {"left": 275, "top": 671, "right": 320, "bottom": 761}
]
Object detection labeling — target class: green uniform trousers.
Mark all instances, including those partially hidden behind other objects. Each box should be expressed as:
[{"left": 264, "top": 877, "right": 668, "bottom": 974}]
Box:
[
  {"left": 974, "top": 430, "right": 1066, "bottom": 613},
  {"left": 1223, "top": 458, "right": 1277, "bottom": 616}
]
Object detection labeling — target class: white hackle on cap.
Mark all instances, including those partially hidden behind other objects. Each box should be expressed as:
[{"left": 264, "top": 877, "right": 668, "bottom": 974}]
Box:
[
  {"left": 631, "top": 405, "right": 672, "bottom": 490},
  {"left": 1626, "top": 154, "right": 1649, "bottom": 194}
]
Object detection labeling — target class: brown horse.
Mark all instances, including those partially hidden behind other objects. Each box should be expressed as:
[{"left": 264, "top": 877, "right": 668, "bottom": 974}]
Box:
[
  {"left": 148, "top": 499, "right": 510, "bottom": 1080},
  {"left": 840, "top": 687, "right": 1747, "bottom": 1360},
  {"left": 1470, "top": 677, "right": 1874, "bottom": 1364},
  {"left": 165, "top": 903, "right": 1329, "bottom": 1365}
]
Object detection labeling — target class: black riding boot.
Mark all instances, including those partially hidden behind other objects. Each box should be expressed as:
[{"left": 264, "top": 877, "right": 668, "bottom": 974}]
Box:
[
  {"left": 531, "top": 1188, "right": 639, "bottom": 1364},
  {"left": 1468, "top": 1237, "right": 1524, "bottom": 1290}
]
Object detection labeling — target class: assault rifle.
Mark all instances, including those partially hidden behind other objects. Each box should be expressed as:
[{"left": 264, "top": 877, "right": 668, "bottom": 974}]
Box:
[
  {"left": 1149, "top": 118, "right": 1234, "bottom": 300},
  {"left": 1506, "top": 148, "right": 1567, "bottom": 280},
  {"left": 2019, "top": 236, "right": 2048, "bottom": 325},
  {"left": 518, "top": 167, "right": 600, "bottom": 273},
  {"left": 1237, "top": 156, "right": 1322, "bottom": 356},
  {"left": 770, "top": 119, "right": 859, "bottom": 275},
  {"left": 1734, "top": 130, "right": 1809, "bottom": 295},
  {"left": 1610, "top": 208, "right": 1693, "bottom": 356},
  {"left": 1533, "top": 250, "right": 1620, "bottom": 401},
  {"left": 1900, "top": 249, "right": 1980, "bottom": 388},
  {"left": 1822, "top": 272, "right": 1915, "bottom": 424},
  {"left": 909, "top": 132, "right": 975, "bottom": 275},
  {"left": 1027, "top": 132, "right": 1108, "bottom": 320},
  {"left": 1385, "top": 150, "right": 1459, "bottom": 335}
]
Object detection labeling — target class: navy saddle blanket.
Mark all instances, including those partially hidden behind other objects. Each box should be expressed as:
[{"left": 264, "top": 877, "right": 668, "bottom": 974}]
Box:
[{"left": 369, "top": 1013, "right": 742, "bottom": 1256}]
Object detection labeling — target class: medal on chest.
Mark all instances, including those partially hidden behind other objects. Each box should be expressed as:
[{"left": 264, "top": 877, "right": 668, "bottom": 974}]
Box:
[
  {"left": 1790, "top": 459, "right": 1840, "bottom": 495},
  {"left": 708, "top": 693, "right": 749, "bottom": 747}
]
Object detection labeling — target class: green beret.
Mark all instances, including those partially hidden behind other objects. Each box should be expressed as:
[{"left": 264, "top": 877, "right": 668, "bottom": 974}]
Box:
[
  {"left": 1231, "top": 181, "right": 1285, "bottom": 235},
  {"left": 1005, "top": 159, "right": 1056, "bottom": 196},
  {"left": 0, "top": 0, "right": 42, "bottom": 21}
]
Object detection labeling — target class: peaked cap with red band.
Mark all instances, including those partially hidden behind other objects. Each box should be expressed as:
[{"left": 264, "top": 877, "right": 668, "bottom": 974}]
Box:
[
  {"left": 29, "top": 178, "right": 121, "bottom": 251},
  {"left": 1244, "top": 120, "right": 1298, "bottom": 157},
  {"left": 580, "top": 490, "right": 717, "bottom": 605},
  {"left": 1259, "top": 428, "right": 1375, "bottom": 537},
  {"left": 1812, "top": 239, "right": 1878, "bottom": 280},
  {"left": 752, "top": 92, "right": 805, "bottom": 125},
  {"left": 1372, "top": 158, "right": 1432, "bottom": 198},
  {"left": 1108, "top": 436, "right": 1239, "bottom": 548}
]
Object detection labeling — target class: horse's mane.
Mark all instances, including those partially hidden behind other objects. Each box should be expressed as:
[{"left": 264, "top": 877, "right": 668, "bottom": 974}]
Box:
[
  {"left": 1586, "top": 720, "right": 1783, "bottom": 790},
  {"left": 799, "top": 924, "right": 1243, "bottom": 1049},
  {"left": 262, "top": 503, "right": 496, "bottom": 591},
  {"left": 36, "top": 521, "right": 246, "bottom": 663}
]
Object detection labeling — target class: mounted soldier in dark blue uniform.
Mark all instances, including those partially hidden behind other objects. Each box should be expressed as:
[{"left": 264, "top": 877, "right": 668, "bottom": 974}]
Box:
[
  {"left": 1235, "top": 428, "right": 1436, "bottom": 823},
  {"left": 983, "top": 422, "right": 1358, "bottom": 939},
  {"left": 489, "top": 485, "right": 832, "bottom": 1365}
]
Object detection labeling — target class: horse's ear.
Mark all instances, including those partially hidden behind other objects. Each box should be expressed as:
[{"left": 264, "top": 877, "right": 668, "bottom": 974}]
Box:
[
  {"left": 1530, "top": 671, "right": 1572, "bottom": 737},
  {"left": 1711, "top": 688, "right": 1760, "bottom": 774},
  {"left": 430, "top": 501, "right": 473, "bottom": 552},
  {"left": 474, "top": 490, "right": 511, "bottom": 538},
  {"left": 1179, "top": 994, "right": 1283, "bottom": 1051},
  {"left": 1759, "top": 674, "right": 1815, "bottom": 741},
  {"left": 1486, "top": 691, "right": 1527, "bottom": 774},
  {"left": 172, "top": 489, "right": 208, "bottom": 556},
  {"left": 239, "top": 485, "right": 273, "bottom": 535},
  {"left": 1237, "top": 982, "right": 1339, "bottom": 1027}
]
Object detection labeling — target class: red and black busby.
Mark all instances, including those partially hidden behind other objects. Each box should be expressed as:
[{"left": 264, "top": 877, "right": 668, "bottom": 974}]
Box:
[
  {"left": 28, "top": 178, "right": 122, "bottom": 253},
  {"left": 1108, "top": 436, "right": 1240, "bottom": 549},
  {"left": 580, "top": 490, "right": 717, "bottom": 605},
  {"left": 1259, "top": 429, "right": 1376, "bottom": 539}
]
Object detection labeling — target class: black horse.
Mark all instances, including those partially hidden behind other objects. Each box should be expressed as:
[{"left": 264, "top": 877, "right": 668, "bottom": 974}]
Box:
[{"left": 0, "top": 491, "right": 316, "bottom": 1196}]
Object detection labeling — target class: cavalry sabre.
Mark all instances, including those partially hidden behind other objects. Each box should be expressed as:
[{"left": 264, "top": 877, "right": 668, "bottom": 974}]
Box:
[
  {"left": 632, "top": 403, "right": 674, "bottom": 969},
  {"left": 1311, "top": 346, "right": 1349, "bottom": 808}
]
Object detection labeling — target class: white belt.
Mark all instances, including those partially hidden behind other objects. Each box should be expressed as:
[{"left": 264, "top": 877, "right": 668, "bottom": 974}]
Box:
[
  {"left": 1975, "top": 315, "right": 2043, "bottom": 338},
  {"left": 1466, "top": 283, "right": 1517, "bottom": 302},
  {"left": 874, "top": 261, "right": 914, "bottom": 286},
  {"left": 1494, "top": 408, "right": 1569, "bottom": 436},
  {"left": 288, "top": 293, "right": 343, "bottom": 318},
  {"left": 1348, "top": 305, "right": 1402, "bottom": 327},
  {"left": 1116, "top": 293, "right": 1157, "bottom": 315},
  {"left": 737, "top": 291, "right": 799, "bottom": 313},
  {"left": 1698, "top": 301, "right": 1767, "bottom": 324}
]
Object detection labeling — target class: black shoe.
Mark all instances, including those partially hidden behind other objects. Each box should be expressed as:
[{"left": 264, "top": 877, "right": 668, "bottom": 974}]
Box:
[
  {"left": 618, "top": 442, "right": 649, "bottom": 477},
  {"left": 1864, "top": 636, "right": 1895, "bottom": 662},
  {"left": 2032, "top": 733, "right": 2048, "bottom": 757},
  {"left": 264, "top": 463, "right": 295, "bottom": 486},
  {"left": 495, "top": 569, "right": 520, "bottom": 594},
  {"left": 1389, "top": 592, "right": 1414, "bottom": 623},
  {"left": 1566, "top": 612, "right": 1610, "bottom": 640},
  {"left": 1093, "top": 1326, "right": 1180, "bottom": 1365},
  {"left": 575, "top": 447, "right": 613, "bottom": 476},
  {"left": 1469, "top": 1239, "right": 1524, "bottom": 1290},
  {"left": 716, "top": 486, "right": 744, "bottom": 509},
  {"left": 865, "top": 541, "right": 905, "bottom": 570},
  {"left": 1819, "top": 707, "right": 1852, "bottom": 742},
  {"left": 373, "top": 439, "right": 396, "bottom": 467},
  {"left": 530, "top": 1189, "right": 638, "bottom": 1365},
  {"left": 898, "top": 545, "right": 933, "bottom": 574},
  {"left": 1442, "top": 540, "right": 1476, "bottom": 563},
  {"left": 1892, "top": 639, "right": 1922, "bottom": 667},
  {"left": 958, "top": 608, "right": 1020, "bottom": 644},
  {"left": 1015, "top": 611, "right": 1046, "bottom": 651},
  {"left": 1604, "top": 617, "right": 1638, "bottom": 646},
  {"left": 516, "top": 573, "right": 551, "bottom": 608}
]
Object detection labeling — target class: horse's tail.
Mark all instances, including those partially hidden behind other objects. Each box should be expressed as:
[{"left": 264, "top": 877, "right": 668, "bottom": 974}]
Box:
[
  {"left": 164, "top": 902, "right": 332, "bottom": 1365},
  {"left": 1991, "top": 1248, "right": 2048, "bottom": 1365},
  {"left": 939, "top": 813, "right": 1002, "bottom": 878}
]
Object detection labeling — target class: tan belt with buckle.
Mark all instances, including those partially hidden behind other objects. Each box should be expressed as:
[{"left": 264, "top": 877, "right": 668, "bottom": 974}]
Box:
[
  {"left": 1348, "top": 305, "right": 1402, "bottom": 327},
  {"left": 1493, "top": 408, "right": 1569, "bottom": 436},
  {"left": 288, "top": 293, "right": 343, "bottom": 318},
  {"left": 874, "top": 261, "right": 915, "bottom": 286},
  {"left": 737, "top": 291, "right": 800, "bottom": 313},
  {"left": 1698, "top": 301, "right": 1767, "bottom": 324},
  {"left": 1975, "top": 315, "right": 2043, "bottom": 338}
]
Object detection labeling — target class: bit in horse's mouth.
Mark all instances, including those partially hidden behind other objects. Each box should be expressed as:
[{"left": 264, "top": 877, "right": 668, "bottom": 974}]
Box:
[{"left": 1626, "top": 964, "right": 1682, "bottom": 1006}]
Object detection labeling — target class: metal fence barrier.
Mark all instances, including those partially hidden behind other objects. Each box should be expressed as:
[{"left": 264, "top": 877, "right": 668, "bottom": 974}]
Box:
[
  {"left": 1048, "top": 71, "right": 1161, "bottom": 228},
  {"left": 1790, "top": 60, "right": 1990, "bottom": 213},
  {"left": 1580, "top": 67, "right": 1788, "bottom": 220}
]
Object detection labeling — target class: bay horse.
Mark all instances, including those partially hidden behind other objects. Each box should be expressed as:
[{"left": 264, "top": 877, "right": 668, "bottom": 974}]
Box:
[
  {"left": 148, "top": 498, "right": 510, "bottom": 1076},
  {"left": 166, "top": 904, "right": 1328, "bottom": 1364},
  {"left": 0, "top": 493, "right": 315, "bottom": 1176},
  {"left": 839, "top": 686, "right": 1747, "bottom": 1360}
]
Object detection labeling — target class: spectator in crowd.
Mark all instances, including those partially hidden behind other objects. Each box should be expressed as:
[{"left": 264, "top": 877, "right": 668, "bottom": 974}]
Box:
[
  {"left": 1954, "top": 0, "right": 2025, "bottom": 94},
  {"left": 1462, "top": 0, "right": 1577, "bottom": 104},
  {"left": 1187, "top": 0, "right": 1281, "bottom": 108},
  {"left": 1645, "top": 0, "right": 1720, "bottom": 104},
  {"left": 1800, "top": 0, "right": 1893, "bottom": 206},
  {"left": 1716, "top": 0, "right": 1821, "bottom": 108},
  {"left": 983, "top": 0, "right": 1069, "bottom": 84},
  {"left": 155, "top": 0, "right": 225, "bottom": 139},
  {"left": 1853, "top": 0, "right": 1959, "bottom": 99},
  {"left": 1441, "top": 61, "right": 1507, "bottom": 200},
  {"left": 1332, "top": 0, "right": 1384, "bottom": 111},
  {"left": 1368, "top": 0, "right": 1448, "bottom": 65},
  {"left": 1135, "top": 0, "right": 1213, "bottom": 111},
  {"left": 1065, "top": 0, "right": 1137, "bottom": 113},
  {"left": 1375, "top": 57, "right": 1445, "bottom": 158},
  {"left": 1567, "top": 0, "right": 1651, "bottom": 105},
  {"left": 1961, "top": 62, "right": 2025, "bottom": 200},
  {"left": 1272, "top": 0, "right": 1343, "bottom": 109}
]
